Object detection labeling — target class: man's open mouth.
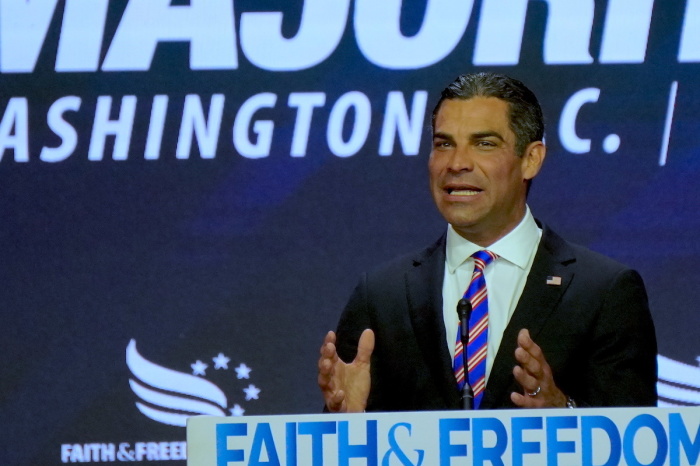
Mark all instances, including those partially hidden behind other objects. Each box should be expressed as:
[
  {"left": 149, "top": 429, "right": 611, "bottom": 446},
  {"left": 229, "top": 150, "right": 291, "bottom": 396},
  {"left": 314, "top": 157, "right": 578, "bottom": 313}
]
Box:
[{"left": 446, "top": 187, "right": 482, "bottom": 196}]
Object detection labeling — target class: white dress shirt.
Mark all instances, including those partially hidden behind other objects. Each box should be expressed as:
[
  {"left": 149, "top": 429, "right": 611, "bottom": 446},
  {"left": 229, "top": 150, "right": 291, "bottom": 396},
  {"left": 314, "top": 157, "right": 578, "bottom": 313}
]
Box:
[{"left": 442, "top": 206, "right": 542, "bottom": 382}]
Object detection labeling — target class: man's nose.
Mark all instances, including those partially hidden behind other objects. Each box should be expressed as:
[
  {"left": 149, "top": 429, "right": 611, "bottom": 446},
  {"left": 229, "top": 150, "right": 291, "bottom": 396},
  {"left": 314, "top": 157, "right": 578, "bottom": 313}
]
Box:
[{"left": 446, "top": 147, "right": 474, "bottom": 172}]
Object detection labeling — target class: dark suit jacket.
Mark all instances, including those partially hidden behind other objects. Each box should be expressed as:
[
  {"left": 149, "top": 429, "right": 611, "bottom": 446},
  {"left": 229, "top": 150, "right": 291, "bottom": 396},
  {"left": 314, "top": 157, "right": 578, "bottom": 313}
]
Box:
[{"left": 334, "top": 223, "right": 658, "bottom": 410}]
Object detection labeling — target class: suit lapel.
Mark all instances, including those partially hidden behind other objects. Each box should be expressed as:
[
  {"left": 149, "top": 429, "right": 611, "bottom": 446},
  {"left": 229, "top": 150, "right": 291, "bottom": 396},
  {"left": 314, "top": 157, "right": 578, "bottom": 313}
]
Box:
[
  {"left": 405, "top": 234, "right": 461, "bottom": 408},
  {"left": 481, "top": 224, "right": 576, "bottom": 408}
]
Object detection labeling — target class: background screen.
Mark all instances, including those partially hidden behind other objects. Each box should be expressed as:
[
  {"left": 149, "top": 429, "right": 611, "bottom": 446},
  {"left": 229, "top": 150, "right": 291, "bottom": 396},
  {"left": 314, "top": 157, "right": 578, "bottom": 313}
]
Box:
[{"left": 2, "top": 0, "right": 699, "bottom": 464}]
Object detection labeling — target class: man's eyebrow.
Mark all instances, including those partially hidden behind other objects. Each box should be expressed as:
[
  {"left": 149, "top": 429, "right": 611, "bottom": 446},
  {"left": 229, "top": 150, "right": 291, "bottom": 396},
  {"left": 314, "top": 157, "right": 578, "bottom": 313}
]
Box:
[
  {"left": 471, "top": 131, "right": 505, "bottom": 141},
  {"left": 432, "top": 131, "right": 454, "bottom": 142}
]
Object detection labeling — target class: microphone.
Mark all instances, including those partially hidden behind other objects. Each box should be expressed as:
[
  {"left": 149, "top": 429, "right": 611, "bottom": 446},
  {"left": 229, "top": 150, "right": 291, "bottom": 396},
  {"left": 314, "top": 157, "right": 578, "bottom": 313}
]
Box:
[
  {"left": 456, "top": 298, "right": 473, "bottom": 410},
  {"left": 457, "top": 298, "right": 471, "bottom": 342}
]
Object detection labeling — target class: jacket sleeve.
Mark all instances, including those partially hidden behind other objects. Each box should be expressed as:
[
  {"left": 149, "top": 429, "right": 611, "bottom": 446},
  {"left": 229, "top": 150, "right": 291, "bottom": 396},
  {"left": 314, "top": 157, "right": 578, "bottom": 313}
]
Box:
[{"left": 578, "top": 268, "right": 658, "bottom": 406}]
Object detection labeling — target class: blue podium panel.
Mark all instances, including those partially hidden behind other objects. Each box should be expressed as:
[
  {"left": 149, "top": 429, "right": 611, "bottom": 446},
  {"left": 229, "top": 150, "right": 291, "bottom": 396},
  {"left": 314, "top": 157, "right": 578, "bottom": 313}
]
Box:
[{"left": 187, "top": 407, "right": 700, "bottom": 466}]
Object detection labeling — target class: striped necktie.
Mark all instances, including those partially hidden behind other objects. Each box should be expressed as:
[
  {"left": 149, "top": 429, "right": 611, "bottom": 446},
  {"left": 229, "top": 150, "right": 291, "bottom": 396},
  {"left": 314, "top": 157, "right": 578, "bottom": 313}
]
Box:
[{"left": 453, "top": 249, "right": 498, "bottom": 409}]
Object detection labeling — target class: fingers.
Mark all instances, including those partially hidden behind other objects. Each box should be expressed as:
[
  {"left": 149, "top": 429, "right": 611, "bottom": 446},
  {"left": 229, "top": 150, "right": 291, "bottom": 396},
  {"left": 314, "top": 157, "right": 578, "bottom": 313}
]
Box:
[
  {"left": 325, "top": 330, "right": 336, "bottom": 345},
  {"left": 510, "top": 391, "right": 534, "bottom": 407},
  {"left": 511, "top": 328, "right": 567, "bottom": 408},
  {"left": 317, "top": 331, "right": 346, "bottom": 412},
  {"left": 320, "top": 331, "right": 337, "bottom": 356},
  {"left": 318, "top": 331, "right": 338, "bottom": 375},
  {"left": 317, "top": 332, "right": 338, "bottom": 391},
  {"left": 317, "top": 356, "right": 334, "bottom": 385},
  {"left": 515, "top": 329, "right": 545, "bottom": 379},
  {"left": 317, "top": 328, "right": 373, "bottom": 413},
  {"left": 513, "top": 363, "right": 539, "bottom": 394},
  {"left": 517, "top": 328, "right": 531, "bottom": 347},
  {"left": 513, "top": 329, "right": 543, "bottom": 407},
  {"left": 511, "top": 364, "right": 541, "bottom": 408},
  {"left": 326, "top": 389, "right": 346, "bottom": 412},
  {"left": 354, "top": 329, "right": 375, "bottom": 365}
]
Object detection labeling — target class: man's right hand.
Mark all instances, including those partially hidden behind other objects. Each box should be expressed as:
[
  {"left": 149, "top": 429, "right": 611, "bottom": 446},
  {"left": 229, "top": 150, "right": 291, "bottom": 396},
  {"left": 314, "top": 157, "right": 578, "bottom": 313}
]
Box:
[{"left": 317, "top": 329, "right": 374, "bottom": 413}]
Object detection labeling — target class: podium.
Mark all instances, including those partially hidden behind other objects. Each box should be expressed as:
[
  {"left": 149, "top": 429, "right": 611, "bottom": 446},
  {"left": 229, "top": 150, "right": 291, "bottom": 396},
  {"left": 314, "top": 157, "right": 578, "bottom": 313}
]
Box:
[{"left": 187, "top": 407, "right": 699, "bottom": 465}]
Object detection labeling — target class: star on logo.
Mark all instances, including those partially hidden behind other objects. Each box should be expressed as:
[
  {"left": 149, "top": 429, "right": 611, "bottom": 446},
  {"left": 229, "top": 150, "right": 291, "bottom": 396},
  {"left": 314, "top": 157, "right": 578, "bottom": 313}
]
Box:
[
  {"left": 212, "top": 353, "right": 230, "bottom": 370},
  {"left": 235, "top": 363, "right": 252, "bottom": 379},
  {"left": 230, "top": 404, "right": 245, "bottom": 416},
  {"left": 191, "top": 360, "right": 208, "bottom": 376},
  {"left": 243, "top": 384, "right": 260, "bottom": 401}
]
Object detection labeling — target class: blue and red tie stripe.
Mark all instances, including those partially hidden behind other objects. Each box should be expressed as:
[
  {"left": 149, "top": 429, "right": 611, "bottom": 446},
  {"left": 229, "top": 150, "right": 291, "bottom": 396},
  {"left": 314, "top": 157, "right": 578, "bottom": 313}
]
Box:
[{"left": 453, "top": 249, "right": 498, "bottom": 409}]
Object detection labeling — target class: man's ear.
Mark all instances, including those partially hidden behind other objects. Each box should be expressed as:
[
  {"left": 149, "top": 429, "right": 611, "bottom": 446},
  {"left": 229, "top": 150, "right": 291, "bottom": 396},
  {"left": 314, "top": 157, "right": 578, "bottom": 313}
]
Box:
[{"left": 521, "top": 141, "right": 546, "bottom": 181}]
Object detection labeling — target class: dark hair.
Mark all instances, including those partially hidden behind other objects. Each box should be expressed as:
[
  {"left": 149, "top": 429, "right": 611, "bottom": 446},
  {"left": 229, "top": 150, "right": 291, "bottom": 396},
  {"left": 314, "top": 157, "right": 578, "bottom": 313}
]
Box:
[{"left": 431, "top": 72, "right": 544, "bottom": 156}]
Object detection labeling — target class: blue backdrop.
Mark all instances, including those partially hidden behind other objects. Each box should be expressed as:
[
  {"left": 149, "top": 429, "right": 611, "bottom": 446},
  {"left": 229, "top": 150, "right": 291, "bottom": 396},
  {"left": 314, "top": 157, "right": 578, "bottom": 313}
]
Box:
[{"left": 2, "top": 0, "right": 699, "bottom": 464}]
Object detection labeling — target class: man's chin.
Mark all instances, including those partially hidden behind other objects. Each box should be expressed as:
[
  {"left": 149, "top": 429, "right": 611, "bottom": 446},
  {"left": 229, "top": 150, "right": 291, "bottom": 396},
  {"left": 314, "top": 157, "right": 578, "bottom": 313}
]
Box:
[
  {"left": 438, "top": 206, "right": 483, "bottom": 229},
  {"left": 445, "top": 218, "right": 483, "bottom": 237}
]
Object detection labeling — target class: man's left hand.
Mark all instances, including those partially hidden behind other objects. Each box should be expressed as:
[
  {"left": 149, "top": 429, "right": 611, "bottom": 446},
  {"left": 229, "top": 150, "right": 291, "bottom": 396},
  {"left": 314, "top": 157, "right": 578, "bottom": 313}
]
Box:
[{"left": 511, "top": 328, "right": 568, "bottom": 408}]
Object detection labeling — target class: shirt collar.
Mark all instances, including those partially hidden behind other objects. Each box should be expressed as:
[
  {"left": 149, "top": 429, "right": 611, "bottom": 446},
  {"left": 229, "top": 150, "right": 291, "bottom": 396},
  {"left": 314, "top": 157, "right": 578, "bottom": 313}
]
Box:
[{"left": 446, "top": 206, "right": 541, "bottom": 273}]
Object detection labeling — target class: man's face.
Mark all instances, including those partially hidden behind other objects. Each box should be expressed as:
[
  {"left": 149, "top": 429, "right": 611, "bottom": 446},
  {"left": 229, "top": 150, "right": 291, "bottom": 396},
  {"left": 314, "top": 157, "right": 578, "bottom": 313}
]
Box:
[{"left": 429, "top": 97, "right": 544, "bottom": 246}]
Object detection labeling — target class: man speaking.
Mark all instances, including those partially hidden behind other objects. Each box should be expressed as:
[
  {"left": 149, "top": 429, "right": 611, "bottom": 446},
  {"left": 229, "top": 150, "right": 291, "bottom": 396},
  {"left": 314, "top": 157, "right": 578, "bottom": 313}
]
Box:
[{"left": 317, "top": 72, "right": 657, "bottom": 412}]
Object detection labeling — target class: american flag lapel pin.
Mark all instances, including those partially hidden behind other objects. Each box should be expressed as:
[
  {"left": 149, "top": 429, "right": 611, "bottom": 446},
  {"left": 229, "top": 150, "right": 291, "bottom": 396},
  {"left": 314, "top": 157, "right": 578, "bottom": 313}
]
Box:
[{"left": 546, "top": 276, "right": 562, "bottom": 286}]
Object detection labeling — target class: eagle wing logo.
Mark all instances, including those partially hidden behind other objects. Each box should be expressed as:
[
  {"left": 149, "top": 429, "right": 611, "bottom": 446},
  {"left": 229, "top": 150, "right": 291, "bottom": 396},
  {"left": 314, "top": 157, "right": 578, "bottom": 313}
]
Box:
[
  {"left": 126, "top": 339, "right": 229, "bottom": 427},
  {"left": 657, "top": 354, "right": 700, "bottom": 406}
]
